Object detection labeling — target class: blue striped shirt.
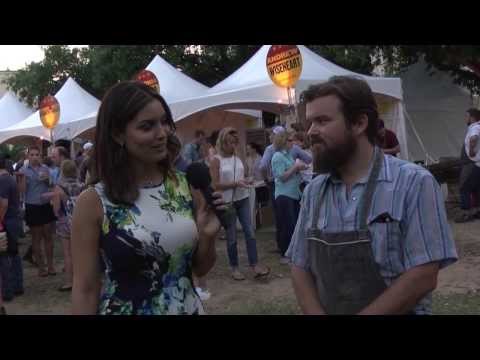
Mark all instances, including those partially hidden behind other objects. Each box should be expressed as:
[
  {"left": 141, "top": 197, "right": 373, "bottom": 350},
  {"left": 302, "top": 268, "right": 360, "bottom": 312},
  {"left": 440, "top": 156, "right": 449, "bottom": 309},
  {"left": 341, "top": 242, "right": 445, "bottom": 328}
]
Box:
[{"left": 286, "top": 150, "right": 458, "bottom": 314}]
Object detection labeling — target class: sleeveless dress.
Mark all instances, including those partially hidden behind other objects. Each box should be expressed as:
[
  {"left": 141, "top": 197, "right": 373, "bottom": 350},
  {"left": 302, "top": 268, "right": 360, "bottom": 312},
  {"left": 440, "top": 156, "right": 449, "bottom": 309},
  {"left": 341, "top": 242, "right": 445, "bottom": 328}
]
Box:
[{"left": 93, "top": 171, "right": 205, "bottom": 315}]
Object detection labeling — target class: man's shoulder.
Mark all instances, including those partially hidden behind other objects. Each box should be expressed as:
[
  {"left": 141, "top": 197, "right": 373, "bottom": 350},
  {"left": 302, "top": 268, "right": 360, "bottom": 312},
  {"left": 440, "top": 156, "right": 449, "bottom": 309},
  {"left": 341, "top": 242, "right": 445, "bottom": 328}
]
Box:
[
  {"left": 303, "top": 174, "right": 329, "bottom": 195},
  {"left": 385, "top": 155, "right": 434, "bottom": 182}
]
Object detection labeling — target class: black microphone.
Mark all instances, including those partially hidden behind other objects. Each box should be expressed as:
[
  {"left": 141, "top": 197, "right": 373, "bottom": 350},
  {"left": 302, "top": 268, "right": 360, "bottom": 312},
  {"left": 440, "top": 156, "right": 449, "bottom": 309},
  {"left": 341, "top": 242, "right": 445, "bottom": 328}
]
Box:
[{"left": 186, "top": 162, "right": 232, "bottom": 229}]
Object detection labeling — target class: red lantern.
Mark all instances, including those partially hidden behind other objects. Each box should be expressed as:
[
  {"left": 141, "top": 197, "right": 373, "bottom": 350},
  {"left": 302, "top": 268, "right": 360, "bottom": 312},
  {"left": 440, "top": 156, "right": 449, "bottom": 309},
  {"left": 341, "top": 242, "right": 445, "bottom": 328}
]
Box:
[{"left": 135, "top": 70, "right": 160, "bottom": 93}]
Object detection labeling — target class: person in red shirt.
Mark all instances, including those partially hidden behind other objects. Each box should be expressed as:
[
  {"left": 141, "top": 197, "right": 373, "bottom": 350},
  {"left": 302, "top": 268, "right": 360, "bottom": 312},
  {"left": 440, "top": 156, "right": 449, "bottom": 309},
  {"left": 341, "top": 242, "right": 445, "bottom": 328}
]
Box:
[{"left": 377, "top": 119, "right": 400, "bottom": 157}]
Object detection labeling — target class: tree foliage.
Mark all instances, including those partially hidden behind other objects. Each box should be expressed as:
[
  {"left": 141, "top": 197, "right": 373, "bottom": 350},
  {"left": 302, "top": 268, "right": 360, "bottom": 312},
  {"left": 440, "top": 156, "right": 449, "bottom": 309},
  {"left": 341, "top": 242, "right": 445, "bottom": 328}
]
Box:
[{"left": 3, "top": 45, "right": 480, "bottom": 107}]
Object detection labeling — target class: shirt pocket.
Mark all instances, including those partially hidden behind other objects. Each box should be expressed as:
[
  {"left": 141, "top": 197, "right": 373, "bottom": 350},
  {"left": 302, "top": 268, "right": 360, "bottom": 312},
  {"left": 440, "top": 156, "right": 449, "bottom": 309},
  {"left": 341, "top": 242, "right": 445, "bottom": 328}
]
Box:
[{"left": 367, "top": 208, "right": 403, "bottom": 254}]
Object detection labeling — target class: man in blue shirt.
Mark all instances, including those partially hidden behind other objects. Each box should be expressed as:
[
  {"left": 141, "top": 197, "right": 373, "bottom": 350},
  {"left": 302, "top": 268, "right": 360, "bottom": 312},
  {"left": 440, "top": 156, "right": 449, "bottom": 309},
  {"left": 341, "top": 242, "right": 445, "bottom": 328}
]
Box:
[
  {"left": 287, "top": 76, "right": 457, "bottom": 315},
  {"left": 182, "top": 130, "right": 207, "bottom": 165}
]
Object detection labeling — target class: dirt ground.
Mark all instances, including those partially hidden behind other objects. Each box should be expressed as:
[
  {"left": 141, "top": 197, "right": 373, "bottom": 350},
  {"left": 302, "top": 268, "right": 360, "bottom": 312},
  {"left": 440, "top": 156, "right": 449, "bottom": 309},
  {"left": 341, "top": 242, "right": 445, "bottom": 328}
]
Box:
[{"left": 4, "top": 203, "right": 480, "bottom": 315}]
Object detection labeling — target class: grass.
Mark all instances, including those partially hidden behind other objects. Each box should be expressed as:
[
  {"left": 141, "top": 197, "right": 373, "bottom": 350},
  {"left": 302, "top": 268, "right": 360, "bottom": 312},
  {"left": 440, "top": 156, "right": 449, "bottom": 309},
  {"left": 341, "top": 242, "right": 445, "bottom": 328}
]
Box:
[
  {"left": 433, "top": 293, "right": 480, "bottom": 315},
  {"left": 220, "top": 298, "right": 301, "bottom": 315}
]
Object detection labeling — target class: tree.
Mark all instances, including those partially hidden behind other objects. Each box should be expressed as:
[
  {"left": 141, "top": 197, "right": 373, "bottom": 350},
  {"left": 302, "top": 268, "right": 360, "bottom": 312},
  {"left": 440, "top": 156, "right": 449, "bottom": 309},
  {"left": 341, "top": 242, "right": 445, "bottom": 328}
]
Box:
[
  {"left": 12, "top": 45, "right": 478, "bottom": 107},
  {"left": 377, "top": 45, "right": 480, "bottom": 95},
  {"left": 3, "top": 45, "right": 386, "bottom": 107},
  {"left": 3, "top": 46, "right": 90, "bottom": 107}
]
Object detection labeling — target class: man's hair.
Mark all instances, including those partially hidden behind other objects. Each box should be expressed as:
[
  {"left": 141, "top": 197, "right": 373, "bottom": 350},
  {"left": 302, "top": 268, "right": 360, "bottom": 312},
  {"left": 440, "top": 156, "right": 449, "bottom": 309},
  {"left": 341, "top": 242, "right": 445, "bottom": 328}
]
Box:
[
  {"left": 248, "top": 142, "right": 264, "bottom": 156},
  {"left": 55, "top": 146, "right": 70, "bottom": 160},
  {"left": 28, "top": 146, "right": 40, "bottom": 154},
  {"left": 300, "top": 76, "right": 379, "bottom": 144},
  {"left": 467, "top": 108, "right": 480, "bottom": 121},
  {"left": 195, "top": 130, "right": 206, "bottom": 138}
]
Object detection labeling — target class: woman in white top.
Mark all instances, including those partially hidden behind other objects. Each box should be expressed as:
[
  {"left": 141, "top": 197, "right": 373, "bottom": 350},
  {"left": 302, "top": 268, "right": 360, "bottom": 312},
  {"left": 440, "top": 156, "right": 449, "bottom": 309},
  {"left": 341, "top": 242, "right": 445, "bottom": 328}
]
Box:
[
  {"left": 71, "top": 81, "right": 223, "bottom": 315},
  {"left": 210, "top": 127, "right": 270, "bottom": 281}
]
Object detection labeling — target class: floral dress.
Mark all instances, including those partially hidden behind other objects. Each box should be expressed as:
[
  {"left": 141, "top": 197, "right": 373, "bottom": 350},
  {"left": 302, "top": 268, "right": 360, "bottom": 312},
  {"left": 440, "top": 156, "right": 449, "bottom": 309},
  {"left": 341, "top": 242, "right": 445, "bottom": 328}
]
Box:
[{"left": 94, "top": 171, "right": 205, "bottom": 315}]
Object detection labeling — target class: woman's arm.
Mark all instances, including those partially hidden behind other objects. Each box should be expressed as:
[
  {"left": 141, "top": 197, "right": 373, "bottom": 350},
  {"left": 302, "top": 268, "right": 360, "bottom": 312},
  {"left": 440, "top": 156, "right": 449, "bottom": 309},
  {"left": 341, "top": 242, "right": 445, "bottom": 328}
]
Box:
[
  {"left": 71, "top": 188, "right": 103, "bottom": 315},
  {"left": 190, "top": 187, "right": 222, "bottom": 277},
  {"left": 272, "top": 154, "right": 305, "bottom": 183}
]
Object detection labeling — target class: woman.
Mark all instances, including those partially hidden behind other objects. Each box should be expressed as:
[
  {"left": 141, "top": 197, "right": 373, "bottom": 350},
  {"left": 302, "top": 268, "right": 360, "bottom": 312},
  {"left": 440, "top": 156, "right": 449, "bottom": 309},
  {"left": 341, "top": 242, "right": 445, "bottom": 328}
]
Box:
[
  {"left": 51, "top": 160, "right": 86, "bottom": 292},
  {"left": 245, "top": 142, "right": 264, "bottom": 182},
  {"left": 71, "top": 81, "right": 223, "bottom": 315},
  {"left": 271, "top": 131, "right": 307, "bottom": 264},
  {"left": 210, "top": 127, "right": 270, "bottom": 281},
  {"left": 18, "top": 146, "right": 57, "bottom": 277}
]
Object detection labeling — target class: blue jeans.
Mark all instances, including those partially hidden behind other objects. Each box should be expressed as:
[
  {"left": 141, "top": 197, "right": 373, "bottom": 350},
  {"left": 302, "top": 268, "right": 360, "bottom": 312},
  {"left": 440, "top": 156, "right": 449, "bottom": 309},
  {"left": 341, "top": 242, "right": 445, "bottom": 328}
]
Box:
[
  {"left": 275, "top": 195, "right": 300, "bottom": 256},
  {"left": 460, "top": 165, "right": 480, "bottom": 210},
  {"left": 0, "top": 254, "right": 24, "bottom": 300},
  {"left": 226, "top": 197, "right": 258, "bottom": 268},
  {"left": 267, "top": 181, "right": 281, "bottom": 249}
]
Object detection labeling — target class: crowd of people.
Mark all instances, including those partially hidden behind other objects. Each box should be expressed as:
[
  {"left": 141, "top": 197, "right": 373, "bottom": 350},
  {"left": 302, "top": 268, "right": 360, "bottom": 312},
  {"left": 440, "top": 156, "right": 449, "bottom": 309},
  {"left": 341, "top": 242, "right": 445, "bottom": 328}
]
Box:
[
  {"left": 0, "top": 75, "right": 467, "bottom": 315},
  {"left": 0, "top": 142, "right": 93, "bottom": 315}
]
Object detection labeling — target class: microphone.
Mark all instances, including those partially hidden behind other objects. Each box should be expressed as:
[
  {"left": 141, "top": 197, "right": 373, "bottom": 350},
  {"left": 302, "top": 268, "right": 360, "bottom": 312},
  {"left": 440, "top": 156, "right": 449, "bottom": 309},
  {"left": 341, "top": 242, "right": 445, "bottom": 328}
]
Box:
[{"left": 186, "top": 162, "right": 232, "bottom": 229}]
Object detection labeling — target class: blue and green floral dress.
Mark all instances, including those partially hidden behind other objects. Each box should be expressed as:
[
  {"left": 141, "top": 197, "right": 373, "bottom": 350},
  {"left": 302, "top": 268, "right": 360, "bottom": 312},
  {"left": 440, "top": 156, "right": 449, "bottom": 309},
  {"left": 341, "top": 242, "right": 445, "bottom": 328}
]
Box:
[{"left": 94, "top": 171, "right": 205, "bottom": 315}]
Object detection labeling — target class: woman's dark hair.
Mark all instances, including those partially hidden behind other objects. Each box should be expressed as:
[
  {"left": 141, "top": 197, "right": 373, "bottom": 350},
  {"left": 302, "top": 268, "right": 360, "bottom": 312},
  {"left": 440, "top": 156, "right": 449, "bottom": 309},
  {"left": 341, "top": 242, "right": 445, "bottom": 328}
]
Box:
[
  {"left": 248, "top": 142, "right": 264, "bottom": 156},
  {"left": 93, "top": 81, "right": 177, "bottom": 205},
  {"left": 300, "top": 76, "right": 379, "bottom": 145},
  {"left": 55, "top": 146, "right": 70, "bottom": 160},
  {"left": 209, "top": 129, "right": 220, "bottom": 147}
]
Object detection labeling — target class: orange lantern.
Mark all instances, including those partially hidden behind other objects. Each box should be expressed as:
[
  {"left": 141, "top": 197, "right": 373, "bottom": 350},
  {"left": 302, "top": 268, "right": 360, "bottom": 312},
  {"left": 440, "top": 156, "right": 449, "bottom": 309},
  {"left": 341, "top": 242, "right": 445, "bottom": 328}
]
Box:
[
  {"left": 266, "top": 45, "right": 303, "bottom": 88},
  {"left": 39, "top": 95, "right": 60, "bottom": 130},
  {"left": 135, "top": 69, "right": 160, "bottom": 93}
]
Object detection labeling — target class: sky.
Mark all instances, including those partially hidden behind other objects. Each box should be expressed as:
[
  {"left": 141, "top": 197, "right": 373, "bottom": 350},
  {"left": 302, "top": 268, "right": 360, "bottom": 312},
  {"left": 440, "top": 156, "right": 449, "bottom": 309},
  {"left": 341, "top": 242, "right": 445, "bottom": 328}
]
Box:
[{"left": 0, "top": 45, "right": 86, "bottom": 71}]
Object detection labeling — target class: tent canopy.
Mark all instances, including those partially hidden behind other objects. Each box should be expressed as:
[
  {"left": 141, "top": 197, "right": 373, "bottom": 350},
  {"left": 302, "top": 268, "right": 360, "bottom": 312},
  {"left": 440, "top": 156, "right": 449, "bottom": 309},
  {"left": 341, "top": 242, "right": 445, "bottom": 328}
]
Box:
[
  {"left": 0, "top": 78, "right": 100, "bottom": 144},
  {"left": 169, "top": 45, "right": 404, "bottom": 122},
  {"left": 0, "top": 92, "right": 33, "bottom": 130},
  {"left": 400, "top": 59, "right": 473, "bottom": 162}
]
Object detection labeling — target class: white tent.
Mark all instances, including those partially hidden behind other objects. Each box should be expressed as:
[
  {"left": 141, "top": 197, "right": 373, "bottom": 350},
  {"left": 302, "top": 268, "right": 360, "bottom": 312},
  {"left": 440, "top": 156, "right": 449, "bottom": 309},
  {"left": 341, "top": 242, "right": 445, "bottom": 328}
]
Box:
[
  {"left": 169, "top": 45, "right": 408, "bottom": 159},
  {"left": 0, "top": 92, "right": 33, "bottom": 129},
  {"left": 400, "top": 59, "right": 475, "bottom": 163},
  {"left": 0, "top": 78, "right": 100, "bottom": 144},
  {"left": 147, "top": 55, "right": 260, "bottom": 147}
]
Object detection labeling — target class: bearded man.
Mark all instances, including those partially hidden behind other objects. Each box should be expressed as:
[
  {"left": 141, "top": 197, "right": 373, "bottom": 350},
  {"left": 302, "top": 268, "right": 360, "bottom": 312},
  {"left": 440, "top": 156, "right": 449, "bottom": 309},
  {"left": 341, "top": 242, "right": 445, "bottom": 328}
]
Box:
[{"left": 285, "top": 76, "right": 458, "bottom": 315}]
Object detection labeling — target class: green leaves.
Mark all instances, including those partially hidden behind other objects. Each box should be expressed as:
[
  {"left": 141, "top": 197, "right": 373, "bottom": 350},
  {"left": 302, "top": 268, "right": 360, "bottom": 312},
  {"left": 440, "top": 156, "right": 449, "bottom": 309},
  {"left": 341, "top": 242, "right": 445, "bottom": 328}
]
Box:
[{"left": 5, "top": 45, "right": 480, "bottom": 108}]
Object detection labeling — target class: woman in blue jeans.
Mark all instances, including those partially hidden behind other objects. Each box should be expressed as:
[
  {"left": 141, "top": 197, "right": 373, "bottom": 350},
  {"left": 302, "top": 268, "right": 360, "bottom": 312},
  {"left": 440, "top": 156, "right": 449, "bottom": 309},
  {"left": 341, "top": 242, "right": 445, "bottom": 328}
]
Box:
[
  {"left": 271, "top": 131, "right": 307, "bottom": 264},
  {"left": 210, "top": 127, "right": 270, "bottom": 281}
]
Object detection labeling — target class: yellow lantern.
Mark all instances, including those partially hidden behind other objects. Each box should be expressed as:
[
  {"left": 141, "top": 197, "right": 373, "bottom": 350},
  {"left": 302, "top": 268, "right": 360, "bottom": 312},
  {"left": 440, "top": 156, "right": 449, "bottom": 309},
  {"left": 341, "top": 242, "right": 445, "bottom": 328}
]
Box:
[
  {"left": 135, "top": 69, "right": 160, "bottom": 93},
  {"left": 39, "top": 95, "right": 60, "bottom": 130},
  {"left": 266, "top": 45, "right": 303, "bottom": 88}
]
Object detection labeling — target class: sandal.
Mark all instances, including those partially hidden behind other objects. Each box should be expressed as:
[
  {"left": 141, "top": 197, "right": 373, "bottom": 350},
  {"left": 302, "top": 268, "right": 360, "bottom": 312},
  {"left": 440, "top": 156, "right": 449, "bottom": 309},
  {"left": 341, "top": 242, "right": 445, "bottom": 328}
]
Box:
[
  {"left": 252, "top": 266, "right": 271, "bottom": 279},
  {"left": 58, "top": 285, "right": 73, "bottom": 292},
  {"left": 231, "top": 270, "right": 246, "bottom": 281}
]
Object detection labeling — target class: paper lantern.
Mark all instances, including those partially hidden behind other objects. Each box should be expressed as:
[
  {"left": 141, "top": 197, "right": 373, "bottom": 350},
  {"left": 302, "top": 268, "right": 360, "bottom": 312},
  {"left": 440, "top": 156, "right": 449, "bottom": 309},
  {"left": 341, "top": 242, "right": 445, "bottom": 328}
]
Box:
[
  {"left": 266, "top": 45, "right": 303, "bottom": 88},
  {"left": 39, "top": 95, "right": 60, "bottom": 130},
  {"left": 135, "top": 69, "right": 160, "bottom": 93}
]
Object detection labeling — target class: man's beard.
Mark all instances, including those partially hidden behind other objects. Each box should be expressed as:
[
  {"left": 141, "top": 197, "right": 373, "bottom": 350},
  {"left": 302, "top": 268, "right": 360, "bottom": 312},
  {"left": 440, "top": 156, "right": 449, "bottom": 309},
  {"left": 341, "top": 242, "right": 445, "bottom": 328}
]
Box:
[{"left": 311, "top": 130, "right": 357, "bottom": 174}]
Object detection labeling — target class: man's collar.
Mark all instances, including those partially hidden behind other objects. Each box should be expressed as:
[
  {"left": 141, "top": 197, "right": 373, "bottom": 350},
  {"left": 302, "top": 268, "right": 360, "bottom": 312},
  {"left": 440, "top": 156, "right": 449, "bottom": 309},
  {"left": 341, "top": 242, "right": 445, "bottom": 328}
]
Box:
[{"left": 326, "top": 147, "right": 393, "bottom": 185}]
